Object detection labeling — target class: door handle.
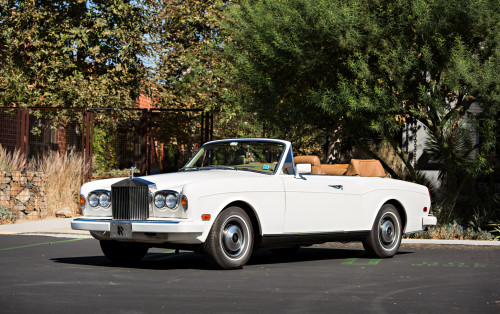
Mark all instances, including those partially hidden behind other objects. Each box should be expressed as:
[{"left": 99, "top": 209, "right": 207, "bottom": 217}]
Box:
[{"left": 329, "top": 185, "right": 343, "bottom": 190}]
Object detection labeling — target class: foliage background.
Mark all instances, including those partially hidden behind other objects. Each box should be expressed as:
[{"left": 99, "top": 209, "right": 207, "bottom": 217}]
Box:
[
  {"left": 0, "top": 0, "right": 499, "bottom": 233},
  {"left": 220, "top": 0, "right": 500, "bottom": 229}
]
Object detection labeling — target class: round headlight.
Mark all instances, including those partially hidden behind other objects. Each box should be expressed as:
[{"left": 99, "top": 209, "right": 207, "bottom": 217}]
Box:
[
  {"left": 88, "top": 193, "right": 99, "bottom": 207},
  {"left": 165, "top": 194, "right": 178, "bottom": 209},
  {"left": 154, "top": 193, "right": 166, "bottom": 208},
  {"left": 99, "top": 193, "right": 110, "bottom": 207}
]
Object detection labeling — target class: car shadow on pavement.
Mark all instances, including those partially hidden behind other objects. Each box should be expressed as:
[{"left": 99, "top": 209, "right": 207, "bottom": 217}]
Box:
[
  {"left": 249, "top": 247, "right": 412, "bottom": 266},
  {"left": 51, "top": 246, "right": 412, "bottom": 270},
  {"left": 51, "top": 252, "right": 210, "bottom": 270}
]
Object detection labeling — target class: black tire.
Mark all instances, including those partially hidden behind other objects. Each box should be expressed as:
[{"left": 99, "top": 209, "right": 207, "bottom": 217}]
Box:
[
  {"left": 203, "top": 207, "right": 254, "bottom": 269},
  {"left": 363, "top": 204, "right": 402, "bottom": 258},
  {"left": 100, "top": 240, "right": 149, "bottom": 265}
]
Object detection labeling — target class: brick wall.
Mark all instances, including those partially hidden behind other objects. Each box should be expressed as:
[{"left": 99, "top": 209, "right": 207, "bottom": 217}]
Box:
[
  {"left": 138, "top": 94, "right": 152, "bottom": 109},
  {"left": 56, "top": 125, "right": 68, "bottom": 155},
  {"left": 0, "top": 171, "right": 47, "bottom": 220}
]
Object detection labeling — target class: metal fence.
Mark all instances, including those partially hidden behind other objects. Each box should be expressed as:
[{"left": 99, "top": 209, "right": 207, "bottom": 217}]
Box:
[{"left": 0, "top": 107, "right": 213, "bottom": 181}]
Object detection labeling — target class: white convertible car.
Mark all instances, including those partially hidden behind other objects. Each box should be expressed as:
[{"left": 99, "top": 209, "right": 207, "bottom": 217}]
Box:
[{"left": 72, "top": 138, "right": 436, "bottom": 269}]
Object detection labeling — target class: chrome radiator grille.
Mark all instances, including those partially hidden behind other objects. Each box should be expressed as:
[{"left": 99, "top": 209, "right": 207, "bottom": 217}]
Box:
[{"left": 111, "top": 179, "right": 150, "bottom": 220}]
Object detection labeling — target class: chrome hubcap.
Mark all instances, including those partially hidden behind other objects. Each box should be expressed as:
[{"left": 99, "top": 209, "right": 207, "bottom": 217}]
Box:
[
  {"left": 378, "top": 214, "right": 399, "bottom": 250},
  {"left": 221, "top": 222, "right": 245, "bottom": 258},
  {"left": 380, "top": 220, "right": 395, "bottom": 245}
]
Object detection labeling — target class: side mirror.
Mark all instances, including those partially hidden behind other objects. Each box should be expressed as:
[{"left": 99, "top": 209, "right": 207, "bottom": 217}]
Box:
[{"left": 295, "top": 163, "right": 312, "bottom": 177}]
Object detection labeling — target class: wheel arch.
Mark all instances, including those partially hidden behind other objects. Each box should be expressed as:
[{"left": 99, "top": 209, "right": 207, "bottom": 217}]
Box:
[
  {"left": 223, "top": 201, "right": 262, "bottom": 243},
  {"left": 383, "top": 199, "right": 407, "bottom": 232}
]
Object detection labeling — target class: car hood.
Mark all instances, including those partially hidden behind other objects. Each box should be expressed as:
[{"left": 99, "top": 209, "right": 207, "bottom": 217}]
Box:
[
  {"left": 143, "top": 170, "right": 266, "bottom": 189},
  {"left": 81, "top": 170, "right": 267, "bottom": 194}
]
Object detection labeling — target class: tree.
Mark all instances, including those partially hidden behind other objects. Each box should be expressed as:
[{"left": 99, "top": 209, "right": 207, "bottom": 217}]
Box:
[
  {"left": 0, "top": 0, "right": 150, "bottom": 109},
  {"left": 221, "top": 0, "right": 354, "bottom": 146},
  {"left": 144, "top": 0, "right": 264, "bottom": 146},
  {"left": 330, "top": 0, "right": 500, "bottom": 217},
  {"left": 145, "top": 1, "right": 228, "bottom": 109},
  {"left": 221, "top": 0, "right": 500, "bottom": 218}
]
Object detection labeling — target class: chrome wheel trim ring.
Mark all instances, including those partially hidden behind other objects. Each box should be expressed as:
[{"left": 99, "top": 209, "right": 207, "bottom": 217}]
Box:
[
  {"left": 378, "top": 212, "right": 400, "bottom": 251},
  {"left": 219, "top": 215, "right": 250, "bottom": 260}
]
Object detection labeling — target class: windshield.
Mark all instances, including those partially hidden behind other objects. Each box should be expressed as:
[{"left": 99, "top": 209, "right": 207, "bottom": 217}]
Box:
[{"left": 182, "top": 141, "right": 285, "bottom": 174}]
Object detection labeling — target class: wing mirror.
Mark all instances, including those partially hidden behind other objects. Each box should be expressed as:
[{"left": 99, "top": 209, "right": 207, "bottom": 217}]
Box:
[{"left": 295, "top": 163, "right": 312, "bottom": 178}]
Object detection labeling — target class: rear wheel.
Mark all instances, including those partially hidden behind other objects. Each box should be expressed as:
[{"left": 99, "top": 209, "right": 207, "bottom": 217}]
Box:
[
  {"left": 203, "top": 207, "right": 254, "bottom": 269},
  {"left": 363, "top": 204, "right": 402, "bottom": 258},
  {"left": 100, "top": 240, "right": 149, "bottom": 265}
]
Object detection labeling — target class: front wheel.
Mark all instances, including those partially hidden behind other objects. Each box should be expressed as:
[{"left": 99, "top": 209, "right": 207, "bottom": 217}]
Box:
[
  {"left": 363, "top": 204, "right": 402, "bottom": 258},
  {"left": 100, "top": 240, "right": 149, "bottom": 265},
  {"left": 203, "top": 207, "right": 254, "bottom": 269}
]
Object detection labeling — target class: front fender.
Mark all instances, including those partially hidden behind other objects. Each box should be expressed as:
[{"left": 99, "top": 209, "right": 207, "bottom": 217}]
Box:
[{"left": 191, "top": 191, "right": 285, "bottom": 243}]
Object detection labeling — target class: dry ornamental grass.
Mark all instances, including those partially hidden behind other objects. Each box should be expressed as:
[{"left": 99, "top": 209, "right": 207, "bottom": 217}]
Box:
[
  {"left": 32, "top": 151, "right": 87, "bottom": 216},
  {"left": 0, "top": 145, "right": 87, "bottom": 217},
  {"left": 0, "top": 145, "right": 27, "bottom": 171}
]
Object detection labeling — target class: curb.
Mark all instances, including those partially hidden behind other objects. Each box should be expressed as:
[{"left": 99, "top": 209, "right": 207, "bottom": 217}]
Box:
[{"left": 402, "top": 239, "right": 500, "bottom": 246}]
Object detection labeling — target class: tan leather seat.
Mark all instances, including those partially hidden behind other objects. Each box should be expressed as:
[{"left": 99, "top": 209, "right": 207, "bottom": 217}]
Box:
[
  {"left": 294, "top": 156, "right": 325, "bottom": 174},
  {"left": 344, "top": 159, "right": 385, "bottom": 177},
  {"left": 321, "top": 164, "right": 349, "bottom": 175}
]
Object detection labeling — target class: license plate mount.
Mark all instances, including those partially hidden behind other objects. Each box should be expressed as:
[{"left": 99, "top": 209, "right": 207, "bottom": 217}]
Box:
[{"left": 110, "top": 222, "right": 132, "bottom": 239}]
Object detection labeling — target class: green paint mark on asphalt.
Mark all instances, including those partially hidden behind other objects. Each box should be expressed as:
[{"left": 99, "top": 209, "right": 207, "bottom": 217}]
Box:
[
  {"left": 412, "top": 261, "right": 490, "bottom": 268},
  {"left": 443, "top": 262, "right": 468, "bottom": 267},
  {"left": 143, "top": 250, "right": 177, "bottom": 260},
  {"left": 341, "top": 258, "right": 382, "bottom": 266},
  {"left": 0, "top": 238, "right": 85, "bottom": 251},
  {"left": 412, "top": 261, "right": 439, "bottom": 266}
]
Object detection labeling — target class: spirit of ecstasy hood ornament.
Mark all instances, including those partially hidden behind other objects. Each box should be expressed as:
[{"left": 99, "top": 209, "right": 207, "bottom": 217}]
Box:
[{"left": 130, "top": 166, "right": 136, "bottom": 179}]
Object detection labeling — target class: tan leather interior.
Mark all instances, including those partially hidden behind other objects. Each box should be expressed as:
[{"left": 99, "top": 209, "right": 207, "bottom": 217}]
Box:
[
  {"left": 344, "top": 159, "right": 386, "bottom": 177},
  {"left": 294, "top": 155, "right": 385, "bottom": 177},
  {"left": 321, "top": 164, "right": 349, "bottom": 175}
]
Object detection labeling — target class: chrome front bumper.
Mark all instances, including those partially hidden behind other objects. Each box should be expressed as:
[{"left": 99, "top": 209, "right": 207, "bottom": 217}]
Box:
[{"left": 71, "top": 218, "right": 204, "bottom": 234}]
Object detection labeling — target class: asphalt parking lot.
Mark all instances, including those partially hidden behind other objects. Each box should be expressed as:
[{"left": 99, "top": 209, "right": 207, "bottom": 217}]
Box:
[{"left": 0, "top": 235, "right": 498, "bottom": 313}]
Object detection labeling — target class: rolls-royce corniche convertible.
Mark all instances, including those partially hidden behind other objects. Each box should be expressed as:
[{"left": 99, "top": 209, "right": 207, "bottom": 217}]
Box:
[{"left": 72, "top": 138, "right": 436, "bottom": 269}]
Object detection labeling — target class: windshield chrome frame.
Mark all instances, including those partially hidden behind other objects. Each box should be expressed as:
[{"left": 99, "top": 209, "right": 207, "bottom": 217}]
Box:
[{"left": 182, "top": 139, "right": 289, "bottom": 175}]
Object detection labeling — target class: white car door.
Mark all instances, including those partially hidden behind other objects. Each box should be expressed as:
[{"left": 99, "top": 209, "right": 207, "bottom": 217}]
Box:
[{"left": 282, "top": 175, "right": 363, "bottom": 233}]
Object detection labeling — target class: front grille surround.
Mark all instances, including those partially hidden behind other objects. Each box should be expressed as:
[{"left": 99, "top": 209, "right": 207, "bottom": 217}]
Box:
[{"left": 111, "top": 178, "right": 154, "bottom": 220}]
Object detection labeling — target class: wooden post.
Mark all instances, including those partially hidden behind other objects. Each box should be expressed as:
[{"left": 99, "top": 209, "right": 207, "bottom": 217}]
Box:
[
  {"left": 201, "top": 112, "right": 205, "bottom": 144},
  {"left": 15, "top": 107, "right": 29, "bottom": 169},
  {"left": 201, "top": 112, "right": 212, "bottom": 144},
  {"left": 209, "top": 112, "right": 213, "bottom": 141},
  {"left": 83, "top": 110, "right": 94, "bottom": 182}
]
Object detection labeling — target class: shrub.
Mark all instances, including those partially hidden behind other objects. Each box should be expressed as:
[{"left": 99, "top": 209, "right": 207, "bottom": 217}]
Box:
[
  {"left": 92, "top": 168, "right": 137, "bottom": 179},
  {"left": 0, "top": 206, "right": 17, "bottom": 224},
  {"left": 488, "top": 221, "right": 500, "bottom": 241},
  {"left": 92, "top": 124, "right": 119, "bottom": 174},
  {"left": 407, "top": 221, "right": 494, "bottom": 240}
]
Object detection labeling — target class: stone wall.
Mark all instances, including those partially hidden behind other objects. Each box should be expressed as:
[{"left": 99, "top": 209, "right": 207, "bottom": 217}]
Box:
[{"left": 0, "top": 171, "right": 47, "bottom": 220}]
